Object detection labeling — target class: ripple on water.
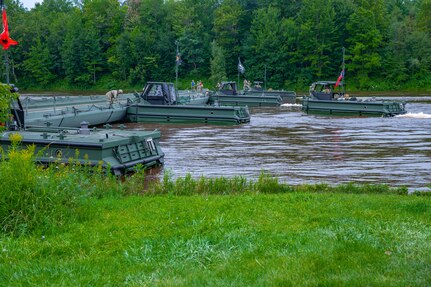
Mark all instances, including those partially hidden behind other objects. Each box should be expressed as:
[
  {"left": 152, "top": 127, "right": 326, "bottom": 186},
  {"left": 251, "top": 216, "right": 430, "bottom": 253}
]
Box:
[{"left": 131, "top": 100, "right": 431, "bottom": 188}]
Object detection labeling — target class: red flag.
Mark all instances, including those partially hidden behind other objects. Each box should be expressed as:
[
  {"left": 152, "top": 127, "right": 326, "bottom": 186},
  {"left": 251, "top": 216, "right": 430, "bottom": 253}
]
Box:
[
  {"left": 334, "top": 69, "right": 344, "bottom": 88},
  {"left": 0, "top": 9, "right": 18, "bottom": 50}
]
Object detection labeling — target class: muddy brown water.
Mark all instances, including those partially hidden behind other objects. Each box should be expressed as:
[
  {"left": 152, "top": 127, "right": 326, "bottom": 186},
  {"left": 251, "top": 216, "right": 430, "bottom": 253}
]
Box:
[{"left": 120, "top": 96, "right": 431, "bottom": 189}]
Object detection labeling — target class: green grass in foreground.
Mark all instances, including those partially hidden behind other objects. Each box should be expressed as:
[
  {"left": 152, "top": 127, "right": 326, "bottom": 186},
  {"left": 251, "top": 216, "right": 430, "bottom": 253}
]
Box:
[{"left": 1, "top": 192, "right": 430, "bottom": 286}]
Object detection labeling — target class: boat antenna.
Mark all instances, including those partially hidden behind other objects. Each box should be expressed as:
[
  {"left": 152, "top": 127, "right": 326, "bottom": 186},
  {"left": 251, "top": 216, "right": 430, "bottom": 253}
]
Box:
[
  {"left": 175, "top": 40, "right": 179, "bottom": 91},
  {"left": 342, "top": 47, "right": 345, "bottom": 94},
  {"left": 264, "top": 64, "right": 267, "bottom": 91}
]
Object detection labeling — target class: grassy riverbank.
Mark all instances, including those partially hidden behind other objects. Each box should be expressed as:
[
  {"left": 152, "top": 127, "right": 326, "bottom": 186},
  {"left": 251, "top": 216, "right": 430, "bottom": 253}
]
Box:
[
  {"left": 0, "top": 148, "right": 430, "bottom": 286},
  {"left": 1, "top": 191, "right": 430, "bottom": 286}
]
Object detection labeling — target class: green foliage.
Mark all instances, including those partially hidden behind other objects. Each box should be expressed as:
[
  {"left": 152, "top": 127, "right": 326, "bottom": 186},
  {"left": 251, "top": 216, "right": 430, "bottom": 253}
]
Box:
[
  {"left": 4, "top": 0, "right": 431, "bottom": 92},
  {"left": 140, "top": 170, "right": 405, "bottom": 197},
  {"left": 210, "top": 40, "right": 227, "bottom": 84},
  {"left": 22, "top": 39, "right": 56, "bottom": 85},
  {"left": 297, "top": 0, "right": 338, "bottom": 78},
  {"left": 416, "top": 0, "right": 431, "bottom": 34},
  {"left": 245, "top": 6, "right": 296, "bottom": 89},
  {"left": 213, "top": 0, "right": 244, "bottom": 76},
  {"left": 0, "top": 83, "right": 18, "bottom": 127},
  {"left": 0, "top": 138, "right": 122, "bottom": 236},
  {"left": 171, "top": 1, "right": 210, "bottom": 75},
  {"left": 0, "top": 138, "right": 76, "bottom": 235},
  {"left": 346, "top": 7, "right": 384, "bottom": 88}
]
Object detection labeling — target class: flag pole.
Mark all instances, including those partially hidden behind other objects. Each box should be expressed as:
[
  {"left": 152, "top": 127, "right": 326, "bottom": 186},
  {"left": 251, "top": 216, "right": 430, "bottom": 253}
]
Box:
[
  {"left": 4, "top": 52, "right": 9, "bottom": 84},
  {"left": 342, "top": 47, "right": 345, "bottom": 94},
  {"left": 175, "top": 40, "right": 179, "bottom": 90}
]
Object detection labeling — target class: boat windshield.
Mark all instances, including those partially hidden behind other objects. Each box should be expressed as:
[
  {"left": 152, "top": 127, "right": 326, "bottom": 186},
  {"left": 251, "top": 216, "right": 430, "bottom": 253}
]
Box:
[
  {"left": 169, "top": 85, "right": 177, "bottom": 103},
  {"left": 310, "top": 82, "right": 343, "bottom": 93}
]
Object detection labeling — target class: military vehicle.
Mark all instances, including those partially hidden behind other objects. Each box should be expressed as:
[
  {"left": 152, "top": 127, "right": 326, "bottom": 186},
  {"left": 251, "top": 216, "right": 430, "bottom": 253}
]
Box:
[
  {"left": 126, "top": 82, "right": 250, "bottom": 125},
  {"left": 302, "top": 81, "right": 407, "bottom": 117},
  {"left": 209, "top": 81, "right": 282, "bottom": 107},
  {"left": 1, "top": 122, "right": 164, "bottom": 175},
  {"left": 176, "top": 89, "right": 210, "bottom": 105},
  {"left": 18, "top": 94, "right": 135, "bottom": 128},
  {"left": 242, "top": 81, "right": 296, "bottom": 104},
  {"left": 24, "top": 102, "right": 128, "bottom": 128},
  {"left": 4, "top": 92, "right": 164, "bottom": 175},
  {"left": 19, "top": 83, "right": 249, "bottom": 126},
  {"left": 19, "top": 93, "right": 135, "bottom": 109}
]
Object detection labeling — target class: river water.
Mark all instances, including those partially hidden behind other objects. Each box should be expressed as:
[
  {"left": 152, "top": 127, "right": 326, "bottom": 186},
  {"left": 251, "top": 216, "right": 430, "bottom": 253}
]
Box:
[{"left": 127, "top": 96, "right": 431, "bottom": 189}]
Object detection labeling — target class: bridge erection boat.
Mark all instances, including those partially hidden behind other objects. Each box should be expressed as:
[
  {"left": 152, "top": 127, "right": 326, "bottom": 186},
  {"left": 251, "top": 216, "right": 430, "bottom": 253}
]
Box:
[
  {"left": 1, "top": 122, "right": 164, "bottom": 175},
  {"left": 302, "top": 81, "right": 407, "bottom": 117},
  {"left": 126, "top": 82, "right": 250, "bottom": 125},
  {"left": 209, "top": 81, "right": 282, "bottom": 107},
  {"left": 243, "top": 81, "right": 296, "bottom": 104},
  {"left": 17, "top": 93, "right": 136, "bottom": 128},
  {"left": 23, "top": 102, "right": 129, "bottom": 128}
]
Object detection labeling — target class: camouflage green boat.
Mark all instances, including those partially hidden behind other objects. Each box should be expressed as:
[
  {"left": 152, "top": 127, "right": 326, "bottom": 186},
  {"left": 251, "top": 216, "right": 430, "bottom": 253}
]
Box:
[
  {"left": 0, "top": 122, "right": 164, "bottom": 175},
  {"left": 209, "top": 81, "right": 282, "bottom": 107},
  {"left": 126, "top": 82, "right": 250, "bottom": 125},
  {"left": 242, "top": 81, "right": 296, "bottom": 104},
  {"left": 17, "top": 93, "right": 134, "bottom": 128},
  {"left": 18, "top": 83, "right": 249, "bottom": 126},
  {"left": 23, "top": 102, "right": 129, "bottom": 128},
  {"left": 19, "top": 93, "right": 135, "bottom": 109},
  {"left": 302, "top": 81, "right": 407, "bottom": 117}
]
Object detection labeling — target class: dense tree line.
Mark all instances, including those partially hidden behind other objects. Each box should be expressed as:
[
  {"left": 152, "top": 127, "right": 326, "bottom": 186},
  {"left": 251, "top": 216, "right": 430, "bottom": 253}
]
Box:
[{"left": 2, "top": 0, "right": 431, "bottom": 91}]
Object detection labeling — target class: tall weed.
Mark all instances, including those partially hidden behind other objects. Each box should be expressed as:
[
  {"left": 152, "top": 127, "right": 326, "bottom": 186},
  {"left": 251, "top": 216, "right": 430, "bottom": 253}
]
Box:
[{"left": 0, "top": 136, "right": 122, "bottom": 236}]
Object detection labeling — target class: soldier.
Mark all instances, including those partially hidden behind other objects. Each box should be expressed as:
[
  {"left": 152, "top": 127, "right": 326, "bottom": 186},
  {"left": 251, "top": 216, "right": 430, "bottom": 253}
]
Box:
[
  {"left": 243, "top": 79, "right": 251, "bottom": 91},
  {"left": 106, "top": 89, "right": 123, "bottom": 104}
]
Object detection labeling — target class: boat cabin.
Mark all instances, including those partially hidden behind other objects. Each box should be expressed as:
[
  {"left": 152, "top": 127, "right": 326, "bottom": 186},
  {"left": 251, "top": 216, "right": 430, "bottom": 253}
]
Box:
[
  {"left": 219, "top": 81, "right": 238, "bottom": 95},
  {"left": 309, "top": 81, "right": 344, "bottom": 101},
  {"left": 140, "top": 82, "right": 177, "bottom": 105}
]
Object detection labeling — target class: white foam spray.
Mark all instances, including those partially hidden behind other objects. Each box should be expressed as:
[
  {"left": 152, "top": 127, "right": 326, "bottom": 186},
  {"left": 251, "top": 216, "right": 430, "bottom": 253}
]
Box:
[
  {"left": 281, "top": 103, "right": 302, "bottom": 107},
  {"left": 396, "top": 112, "right": 431, "bottom": 119}
]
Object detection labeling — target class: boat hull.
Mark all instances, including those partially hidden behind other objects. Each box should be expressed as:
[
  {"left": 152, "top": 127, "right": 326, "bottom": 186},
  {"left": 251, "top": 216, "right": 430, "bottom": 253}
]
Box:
[
  {"left": 243, "top": 90, "right": 296, "bottom": 104},
  {"left": 208, "top": 94, "right": 282, "bottom": 107},
  {"left": 177, "top": 91, "right": 210, "bottom": 105},
  {"left": 0, "top": 127, "right": 164, "bottom": 175},
  {"left": 126, "top": 104, "right": 250, "bottom": 125},
  {"left": 20, "top": 94, "right": 135, "bottom": 109},
  {"left": 301, "top": 97, "right": 407, "bottom": 117},
  {"left": 24, "top": 104, "right": 128, "bottom": 128}
]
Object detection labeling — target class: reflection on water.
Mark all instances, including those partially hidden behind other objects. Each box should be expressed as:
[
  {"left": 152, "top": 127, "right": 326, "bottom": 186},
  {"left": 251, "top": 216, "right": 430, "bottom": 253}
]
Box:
[{"left": 125, "top": 97, "right": 431, "bottom": 188}]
